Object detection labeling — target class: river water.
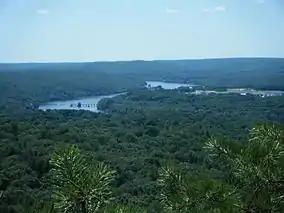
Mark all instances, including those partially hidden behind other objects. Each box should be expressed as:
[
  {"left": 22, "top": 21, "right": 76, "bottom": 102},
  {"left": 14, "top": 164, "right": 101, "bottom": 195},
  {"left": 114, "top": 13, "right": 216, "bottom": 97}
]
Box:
[{"left": 39, "top": 93, "right": 121, "bottom": 112}]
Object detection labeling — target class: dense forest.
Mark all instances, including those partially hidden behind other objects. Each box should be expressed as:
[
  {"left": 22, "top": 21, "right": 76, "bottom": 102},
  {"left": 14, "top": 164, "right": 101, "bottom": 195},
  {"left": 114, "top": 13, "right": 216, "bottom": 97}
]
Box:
[
  {"left": 0, "top": 70, "right": 144, "bottom": 113},
  {"left": 0, "top": 58, "right": 284, "bottom": 212},
  {"left": 1, "top": 58, "right": 284, "bottom": 92}
]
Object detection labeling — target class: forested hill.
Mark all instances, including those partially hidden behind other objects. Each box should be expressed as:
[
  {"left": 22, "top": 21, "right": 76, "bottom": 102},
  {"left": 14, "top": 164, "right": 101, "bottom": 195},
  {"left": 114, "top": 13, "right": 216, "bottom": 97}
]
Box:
[
  {"left": 1, "top": 58, "right": 284, "bottom": 90},
  {"left": 94, "top": 58, "right": 284, "bottom": 90},
  {"left": 0, "top": 70, "right": 144, "bottom": 112}
]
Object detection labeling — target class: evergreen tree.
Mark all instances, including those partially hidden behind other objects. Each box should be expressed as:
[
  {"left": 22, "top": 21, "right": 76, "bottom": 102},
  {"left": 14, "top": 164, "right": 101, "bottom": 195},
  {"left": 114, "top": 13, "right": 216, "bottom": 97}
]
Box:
[
  {"left": 158, "top": 166, "right": 239, "bottom": 213},
  {"left": 158, "top": 124, "right": 284, "bottom": 213},
  {"left": 49, "top": 145, "right": 115, "bottom": 213},
  {"left": 205, "top": 124, "right": 284, "bottom": 212}
]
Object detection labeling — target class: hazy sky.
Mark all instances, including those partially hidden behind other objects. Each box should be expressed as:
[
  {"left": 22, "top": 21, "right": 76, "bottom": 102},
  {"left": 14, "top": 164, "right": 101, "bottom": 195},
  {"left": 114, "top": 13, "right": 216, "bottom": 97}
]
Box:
[{"left": 0, "top": 0, "right": 284, "bottom": 62}]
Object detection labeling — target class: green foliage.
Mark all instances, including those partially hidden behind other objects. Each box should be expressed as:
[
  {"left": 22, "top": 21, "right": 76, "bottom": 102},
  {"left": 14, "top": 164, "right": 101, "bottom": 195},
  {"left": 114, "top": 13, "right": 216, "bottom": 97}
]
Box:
[
  {"left": 98, "top": 90, "right": 284, "bottom": 124},
  {"left": 0, "top": 90, "right": 283, "bottom": 212},
  {"left": 205, "top": 124, "right": 284, "bottom": 212},
  {"left": 0, "top": 68, "right": 143, "bottom": 112},
  {"left": 26, "top": 202, "right": 56, "bottom": 213},
  {"left": 0, "top": 61, "right": 284, "bottom": 212},
  {"left": 158, "top": 167, "right": 239, "bottom": 213},
  {"left": 50, "top": 145, "right": 115, "bottom": 213},
  {"left": 1, "top": 58, "right": 284, "bottom": 112},
  {"left": 155, "top": 124, "right": 284, "bottom": 213},
  {"left": 99, "top": 204, "right": 147, "bottom": 213}
]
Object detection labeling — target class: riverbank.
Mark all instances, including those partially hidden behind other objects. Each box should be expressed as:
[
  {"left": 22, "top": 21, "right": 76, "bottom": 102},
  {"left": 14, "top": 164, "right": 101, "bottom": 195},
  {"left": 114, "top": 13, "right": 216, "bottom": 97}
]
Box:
[{"left": 38, "top": 81, "right": 284, "bottom": 113}]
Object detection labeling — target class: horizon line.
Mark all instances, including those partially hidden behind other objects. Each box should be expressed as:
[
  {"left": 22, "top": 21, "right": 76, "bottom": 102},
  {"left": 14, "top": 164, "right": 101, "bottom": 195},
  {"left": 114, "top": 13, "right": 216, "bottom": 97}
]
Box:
[{"left": 1, "top": 57, "right": 284, "bottom": 64}]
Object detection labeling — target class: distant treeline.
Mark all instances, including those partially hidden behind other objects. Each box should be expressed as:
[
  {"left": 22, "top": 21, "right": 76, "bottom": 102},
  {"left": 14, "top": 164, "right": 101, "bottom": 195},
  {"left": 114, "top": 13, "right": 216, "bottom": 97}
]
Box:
[{"left": 1, "top": 58, "right": 284, "bottom": 90}]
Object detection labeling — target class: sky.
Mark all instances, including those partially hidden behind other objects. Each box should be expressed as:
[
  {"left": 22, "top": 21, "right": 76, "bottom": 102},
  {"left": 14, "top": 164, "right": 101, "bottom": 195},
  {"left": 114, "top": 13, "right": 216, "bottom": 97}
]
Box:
[{"left": 0, "top": 0, "right": 284, "bottom": 62}]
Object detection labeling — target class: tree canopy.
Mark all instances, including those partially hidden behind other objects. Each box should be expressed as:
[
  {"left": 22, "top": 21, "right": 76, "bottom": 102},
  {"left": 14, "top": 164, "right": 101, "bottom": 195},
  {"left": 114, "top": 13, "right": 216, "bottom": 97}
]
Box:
[{"left": 0, "top": 58, "right": 283, "bottom": 212}]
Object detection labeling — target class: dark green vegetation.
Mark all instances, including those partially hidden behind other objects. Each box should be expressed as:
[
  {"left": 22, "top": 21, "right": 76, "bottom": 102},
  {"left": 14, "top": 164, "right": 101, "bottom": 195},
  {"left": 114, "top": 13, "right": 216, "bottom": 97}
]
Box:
[
  {"left": 1, "top": 58, "right": 284, "bottom": 104},
  {"left": 1, "top": 58, "right": 284, "bottom": 112},
  {"left": 159, "top": 124, "right": 284, "bottom": 212},
  {"left": 0, "top": 69, "right": 144, "bottom": 112},
  {"left": 20, "top": 125, "right": 284, "bottom": 213},
  {"left": 0, "top": 58, "right": 284, "bottom": 212},
  {"left": 28, "top": 126, "right": 284, "bottom": 213},
  {"left": 100, "top": 58, "right": 284, "bottom": 90}
]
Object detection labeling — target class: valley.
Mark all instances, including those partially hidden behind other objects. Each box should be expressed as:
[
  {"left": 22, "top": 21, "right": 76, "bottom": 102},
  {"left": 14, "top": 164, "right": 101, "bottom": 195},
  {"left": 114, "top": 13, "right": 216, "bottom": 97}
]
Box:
[{"left": 0, "top": 58, "right": 284, "bottom": 213}]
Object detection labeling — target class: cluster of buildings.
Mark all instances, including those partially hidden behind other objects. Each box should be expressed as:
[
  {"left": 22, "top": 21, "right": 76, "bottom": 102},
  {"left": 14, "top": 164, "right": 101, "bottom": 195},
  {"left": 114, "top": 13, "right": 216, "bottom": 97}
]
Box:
[{"left": 192, "top": 88, "right": 284, "bottom": 97}]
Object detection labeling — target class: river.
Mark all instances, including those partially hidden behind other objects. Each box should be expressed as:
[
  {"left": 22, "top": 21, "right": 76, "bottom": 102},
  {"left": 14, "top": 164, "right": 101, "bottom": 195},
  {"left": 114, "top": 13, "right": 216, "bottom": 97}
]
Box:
[
  {"left": 39, "top": 81, "right": 283, "bottom": 112},
  {"left": 39, "top": 81, "right": 194, "bottom": 112},
  {"left": 39, "top": 93, "right": 122, "bottom": 112}
]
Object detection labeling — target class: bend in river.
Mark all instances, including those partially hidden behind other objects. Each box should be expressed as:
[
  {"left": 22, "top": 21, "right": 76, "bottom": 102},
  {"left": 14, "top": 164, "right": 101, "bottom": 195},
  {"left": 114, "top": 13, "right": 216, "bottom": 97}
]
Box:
[
  {"left": 39, "top": 81, "right": 284, "bottom": 113},
  {"left": 39, "top": 81, "right": 194, "bottom": 112}
]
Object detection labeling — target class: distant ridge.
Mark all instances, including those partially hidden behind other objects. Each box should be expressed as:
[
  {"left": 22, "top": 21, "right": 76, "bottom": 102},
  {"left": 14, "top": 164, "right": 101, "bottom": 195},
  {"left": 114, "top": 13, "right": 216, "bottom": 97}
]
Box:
[{"left": 1, "top": 57, "right": 284, "bottom": 65}]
